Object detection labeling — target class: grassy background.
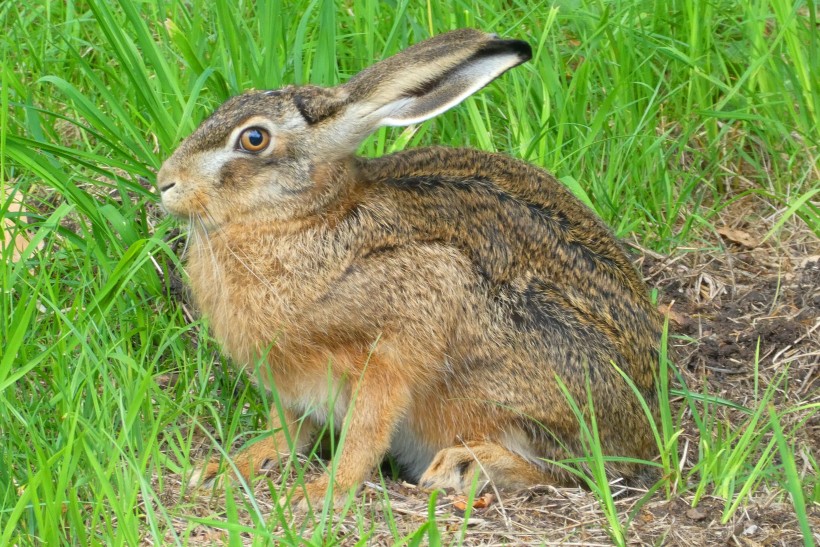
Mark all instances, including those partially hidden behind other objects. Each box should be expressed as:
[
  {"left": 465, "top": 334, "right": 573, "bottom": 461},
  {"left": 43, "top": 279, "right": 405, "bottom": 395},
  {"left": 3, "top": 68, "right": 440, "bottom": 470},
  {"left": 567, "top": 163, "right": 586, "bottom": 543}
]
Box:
[{"left": 1, "top": 0, "right": 818, "bottom": 545}]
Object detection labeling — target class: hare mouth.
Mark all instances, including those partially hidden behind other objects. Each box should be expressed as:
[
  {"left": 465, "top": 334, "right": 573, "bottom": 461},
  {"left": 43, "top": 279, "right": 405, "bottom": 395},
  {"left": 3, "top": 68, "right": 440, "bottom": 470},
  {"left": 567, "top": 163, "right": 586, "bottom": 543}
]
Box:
[
  {"left": 161, "top": 189, "right": 222, "bottom": 225},
  {"left": 159, "top": 192, "right": 225, "bottom": 237}
]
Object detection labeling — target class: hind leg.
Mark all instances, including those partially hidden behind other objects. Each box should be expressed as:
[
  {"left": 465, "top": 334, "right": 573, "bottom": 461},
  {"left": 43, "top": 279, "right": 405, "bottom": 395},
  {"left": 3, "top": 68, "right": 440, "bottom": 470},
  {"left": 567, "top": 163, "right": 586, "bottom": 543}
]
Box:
[{"left": 418, "top": 441, "right": 555, "bottom": 492}]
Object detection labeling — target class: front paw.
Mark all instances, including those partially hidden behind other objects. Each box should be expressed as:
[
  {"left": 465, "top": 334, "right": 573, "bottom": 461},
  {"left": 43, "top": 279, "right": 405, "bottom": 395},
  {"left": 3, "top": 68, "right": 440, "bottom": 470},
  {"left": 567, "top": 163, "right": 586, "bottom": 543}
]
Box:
[
  {"left": 188, "top": 458, "right": 225, "bottom": 490},
  {"left": 188, "top": 454, "right": 276, "bottom": 491},
  {"left": 280, "top": 475, "right": 353, "bottom": 512}
]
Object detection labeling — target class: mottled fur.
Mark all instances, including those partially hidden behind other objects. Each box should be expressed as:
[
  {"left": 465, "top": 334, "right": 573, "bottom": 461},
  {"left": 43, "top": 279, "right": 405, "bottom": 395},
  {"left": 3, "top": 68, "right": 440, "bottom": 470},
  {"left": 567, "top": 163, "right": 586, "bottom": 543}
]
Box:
[{"left": 157, "top": 29, "right": 661, "bottom": 507}]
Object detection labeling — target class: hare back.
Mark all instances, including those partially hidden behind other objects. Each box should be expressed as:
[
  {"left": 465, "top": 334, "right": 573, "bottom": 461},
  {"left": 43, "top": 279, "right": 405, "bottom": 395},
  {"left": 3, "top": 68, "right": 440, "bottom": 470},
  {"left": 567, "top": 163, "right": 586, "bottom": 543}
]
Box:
[{"left": 356, "top": 147, "right": 661, "bottom": 388}]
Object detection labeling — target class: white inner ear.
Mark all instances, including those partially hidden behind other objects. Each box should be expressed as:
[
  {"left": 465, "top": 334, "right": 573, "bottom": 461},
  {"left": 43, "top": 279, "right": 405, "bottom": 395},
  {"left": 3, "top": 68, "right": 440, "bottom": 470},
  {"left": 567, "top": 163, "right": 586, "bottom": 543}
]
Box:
[{"left": 373, "top": 52, "right": 525, "bottom": 127}]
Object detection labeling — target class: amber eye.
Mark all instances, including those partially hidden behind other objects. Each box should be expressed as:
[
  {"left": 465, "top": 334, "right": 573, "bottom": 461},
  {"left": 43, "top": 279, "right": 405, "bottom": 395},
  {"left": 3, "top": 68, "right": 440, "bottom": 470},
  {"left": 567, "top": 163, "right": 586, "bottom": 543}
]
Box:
[{"left": 237, "top": 127, "right": 271, "bottom": 152}]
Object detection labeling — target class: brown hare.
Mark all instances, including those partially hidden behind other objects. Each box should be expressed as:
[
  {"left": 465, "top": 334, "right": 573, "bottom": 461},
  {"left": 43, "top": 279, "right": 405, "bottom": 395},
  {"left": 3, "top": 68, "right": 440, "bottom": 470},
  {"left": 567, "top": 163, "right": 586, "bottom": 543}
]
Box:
[{"left": 157, "top": 28, "right": 661, "bottom": 508}]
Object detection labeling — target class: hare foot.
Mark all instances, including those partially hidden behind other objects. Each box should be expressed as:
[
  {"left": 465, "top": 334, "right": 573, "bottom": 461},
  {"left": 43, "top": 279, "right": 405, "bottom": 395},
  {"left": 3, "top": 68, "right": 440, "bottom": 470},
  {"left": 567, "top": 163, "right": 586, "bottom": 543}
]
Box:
[{"left": 418, "top": 442, "right": 553, "bottom": 493}]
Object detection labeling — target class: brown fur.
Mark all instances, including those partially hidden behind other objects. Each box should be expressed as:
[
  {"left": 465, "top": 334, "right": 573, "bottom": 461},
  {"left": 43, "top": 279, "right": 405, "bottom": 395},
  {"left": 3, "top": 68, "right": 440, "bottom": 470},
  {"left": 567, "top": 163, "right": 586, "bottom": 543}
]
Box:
[{"left": 157, "top": 29, "right": 661, "bottom": 508}]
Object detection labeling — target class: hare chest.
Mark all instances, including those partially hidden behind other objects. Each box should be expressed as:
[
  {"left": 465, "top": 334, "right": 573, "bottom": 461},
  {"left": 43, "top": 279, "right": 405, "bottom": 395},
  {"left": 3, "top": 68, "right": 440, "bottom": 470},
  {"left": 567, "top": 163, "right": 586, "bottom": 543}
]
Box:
[{"left": 186, "top": 230, "right": 345, "bottom": 365}]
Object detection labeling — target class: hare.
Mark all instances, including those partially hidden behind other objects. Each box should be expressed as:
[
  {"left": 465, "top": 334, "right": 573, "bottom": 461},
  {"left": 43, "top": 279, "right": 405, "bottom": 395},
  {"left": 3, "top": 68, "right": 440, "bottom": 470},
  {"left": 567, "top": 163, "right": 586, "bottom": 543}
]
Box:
[{"left": 157, "top": 29, "right": 661, "bottom": 508}]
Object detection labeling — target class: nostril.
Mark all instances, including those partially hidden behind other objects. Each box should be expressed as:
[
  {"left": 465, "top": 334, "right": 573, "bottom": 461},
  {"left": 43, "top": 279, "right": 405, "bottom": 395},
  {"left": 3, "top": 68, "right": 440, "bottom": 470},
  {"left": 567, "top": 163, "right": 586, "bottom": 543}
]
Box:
[{"left": 159, "top": 182, "right": 176, "bottom": 193}]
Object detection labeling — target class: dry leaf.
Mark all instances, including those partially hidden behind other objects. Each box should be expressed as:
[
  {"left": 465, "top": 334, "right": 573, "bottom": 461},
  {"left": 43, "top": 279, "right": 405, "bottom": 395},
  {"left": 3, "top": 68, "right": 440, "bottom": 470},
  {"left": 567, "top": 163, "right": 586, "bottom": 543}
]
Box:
[
  {"left": 452, "top": 496, "right": 468, "bottom": 511},
  {"left": 452, "top": 492, "right": 494, "bottom": 511},
  {"left": 3, "top": 188, "right": 42, "bottom": 262},
  {"left": 686, "top": 507, "right": 708, "bottom": 521},
  {"left": 473, "top": 492, "right": 494, "bottom": 508},
  {"left": 658, "top": 303, "right": 688, "bottom": 327},
  {"left": 717, "top": 226, "right": 759, "bottom": 249}
]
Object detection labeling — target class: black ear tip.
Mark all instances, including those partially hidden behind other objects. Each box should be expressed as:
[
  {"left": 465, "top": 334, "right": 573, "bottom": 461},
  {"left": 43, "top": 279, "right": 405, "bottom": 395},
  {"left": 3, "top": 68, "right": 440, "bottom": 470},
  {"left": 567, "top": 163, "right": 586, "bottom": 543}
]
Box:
[
  {"left": 504, "top": 39, "right": 533, "bottom": 62},
  {"left": 479, "top": 37, "right": 533, "bottom": 63}
]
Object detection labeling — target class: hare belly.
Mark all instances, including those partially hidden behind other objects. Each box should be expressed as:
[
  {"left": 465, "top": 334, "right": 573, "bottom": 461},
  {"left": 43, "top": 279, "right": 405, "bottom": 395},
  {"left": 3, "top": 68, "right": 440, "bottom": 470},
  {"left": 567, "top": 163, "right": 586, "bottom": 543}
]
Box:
[{"left": 390, "top": 419, "right": 438, "bottom": 480}]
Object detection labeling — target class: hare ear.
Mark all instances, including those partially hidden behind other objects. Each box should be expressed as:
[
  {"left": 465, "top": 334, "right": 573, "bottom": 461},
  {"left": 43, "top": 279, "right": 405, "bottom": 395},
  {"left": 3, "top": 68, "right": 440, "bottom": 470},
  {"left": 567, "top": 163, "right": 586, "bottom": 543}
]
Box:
[{"left": 341, "top": 29, "right": 531, "bottom": 128}]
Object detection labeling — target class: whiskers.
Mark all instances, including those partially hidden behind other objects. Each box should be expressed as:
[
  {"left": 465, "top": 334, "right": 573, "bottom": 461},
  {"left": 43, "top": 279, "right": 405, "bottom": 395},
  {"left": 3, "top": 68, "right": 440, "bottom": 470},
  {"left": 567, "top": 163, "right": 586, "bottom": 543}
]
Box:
[{"left": 180, "top": 214, "right": 194, "bottom": 258}]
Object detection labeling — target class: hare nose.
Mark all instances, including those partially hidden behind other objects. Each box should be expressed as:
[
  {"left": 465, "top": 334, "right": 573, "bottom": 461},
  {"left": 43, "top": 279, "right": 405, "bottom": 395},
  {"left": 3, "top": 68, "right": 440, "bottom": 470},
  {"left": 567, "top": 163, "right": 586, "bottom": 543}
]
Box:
[{"left": 159, "top": 181, "right": 176, "bottom": 193}]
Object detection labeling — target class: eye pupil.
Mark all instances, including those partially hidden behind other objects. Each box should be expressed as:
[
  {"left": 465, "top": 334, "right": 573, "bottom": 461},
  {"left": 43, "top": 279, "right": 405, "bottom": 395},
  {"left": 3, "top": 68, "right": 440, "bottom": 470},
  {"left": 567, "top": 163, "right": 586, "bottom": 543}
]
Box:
[
  {"left": 239, "top": 127, "right": 270, "bottom": 152},
  {"left": 248, "top": 129, "right": 263, "bottom": 146}
]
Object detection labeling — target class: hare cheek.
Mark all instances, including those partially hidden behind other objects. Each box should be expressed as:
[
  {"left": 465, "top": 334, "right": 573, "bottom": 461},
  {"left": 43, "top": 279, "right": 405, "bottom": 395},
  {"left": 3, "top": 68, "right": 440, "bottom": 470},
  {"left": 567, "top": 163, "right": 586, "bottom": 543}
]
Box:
[{"left": 198, "top": 150, "right": 233, "bottom": 177}]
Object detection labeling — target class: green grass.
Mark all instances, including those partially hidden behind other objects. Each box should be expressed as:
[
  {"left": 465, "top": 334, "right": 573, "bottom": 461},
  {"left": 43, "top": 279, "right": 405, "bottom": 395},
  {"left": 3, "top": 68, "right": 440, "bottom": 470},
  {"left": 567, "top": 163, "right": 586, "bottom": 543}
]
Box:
[{"left": 2, "top": 0, "right": 818, "bottom": 545}]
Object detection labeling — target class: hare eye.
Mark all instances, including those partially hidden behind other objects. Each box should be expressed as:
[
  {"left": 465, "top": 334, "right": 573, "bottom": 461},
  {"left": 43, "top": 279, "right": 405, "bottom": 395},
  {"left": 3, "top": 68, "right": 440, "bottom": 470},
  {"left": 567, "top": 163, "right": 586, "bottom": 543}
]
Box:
[{"left": 238, "top": 127, "right": 271, "bottom": 152}]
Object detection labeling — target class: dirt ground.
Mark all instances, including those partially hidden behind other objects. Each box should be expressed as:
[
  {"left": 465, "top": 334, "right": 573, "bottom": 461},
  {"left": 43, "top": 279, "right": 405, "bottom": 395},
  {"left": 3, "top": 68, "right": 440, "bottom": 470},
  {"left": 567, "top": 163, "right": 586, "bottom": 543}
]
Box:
[{"left": 154, "top": 200, "right": 819, "bottom": 546}]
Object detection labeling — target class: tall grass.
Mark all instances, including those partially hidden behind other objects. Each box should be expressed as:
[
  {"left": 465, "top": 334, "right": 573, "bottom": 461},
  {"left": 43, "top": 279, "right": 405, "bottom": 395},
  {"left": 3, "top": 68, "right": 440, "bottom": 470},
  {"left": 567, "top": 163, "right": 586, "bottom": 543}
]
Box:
[{"left": 2, "top": 0, "right": 818, "bottom": 544}]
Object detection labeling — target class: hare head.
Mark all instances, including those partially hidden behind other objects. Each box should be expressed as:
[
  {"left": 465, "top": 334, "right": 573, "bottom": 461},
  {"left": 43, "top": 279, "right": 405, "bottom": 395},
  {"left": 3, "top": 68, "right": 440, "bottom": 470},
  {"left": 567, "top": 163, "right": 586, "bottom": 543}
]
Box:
[{"left": 157, "top": 29, "right": 531, "bottom": 229}]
